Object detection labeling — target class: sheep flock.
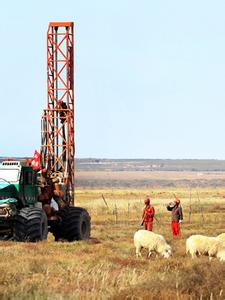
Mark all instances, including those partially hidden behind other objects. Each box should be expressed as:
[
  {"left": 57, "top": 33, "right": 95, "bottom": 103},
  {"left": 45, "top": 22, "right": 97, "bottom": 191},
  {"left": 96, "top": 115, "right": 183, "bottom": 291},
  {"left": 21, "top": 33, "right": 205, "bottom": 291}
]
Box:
[{"left": 134, "top": 230, "right": 225, "bottom": 262}]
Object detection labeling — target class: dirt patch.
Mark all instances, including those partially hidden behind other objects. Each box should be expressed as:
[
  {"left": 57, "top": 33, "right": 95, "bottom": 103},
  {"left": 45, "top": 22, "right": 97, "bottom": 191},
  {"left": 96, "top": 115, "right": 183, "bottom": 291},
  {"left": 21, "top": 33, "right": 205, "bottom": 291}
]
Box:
[{"left": 110, "top": 257, "right": 146, "bottom": 267}]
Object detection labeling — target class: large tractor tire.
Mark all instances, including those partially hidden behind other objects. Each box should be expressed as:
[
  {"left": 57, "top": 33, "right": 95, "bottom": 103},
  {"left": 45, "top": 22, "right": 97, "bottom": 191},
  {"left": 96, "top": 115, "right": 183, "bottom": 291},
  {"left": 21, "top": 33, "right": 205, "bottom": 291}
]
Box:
[
  {"left": 14, "top": 207, "right": 48, "bottom": 242},
  {"left": 53, "top": 206, "right": 91, "bottom": 241}
]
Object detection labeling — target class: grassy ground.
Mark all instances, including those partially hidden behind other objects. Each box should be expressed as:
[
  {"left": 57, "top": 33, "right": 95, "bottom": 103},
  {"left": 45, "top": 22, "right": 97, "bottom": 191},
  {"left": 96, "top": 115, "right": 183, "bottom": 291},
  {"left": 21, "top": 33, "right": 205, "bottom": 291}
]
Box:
[{"left": 1, "top": 188, "right": 225, "bottom": 299}]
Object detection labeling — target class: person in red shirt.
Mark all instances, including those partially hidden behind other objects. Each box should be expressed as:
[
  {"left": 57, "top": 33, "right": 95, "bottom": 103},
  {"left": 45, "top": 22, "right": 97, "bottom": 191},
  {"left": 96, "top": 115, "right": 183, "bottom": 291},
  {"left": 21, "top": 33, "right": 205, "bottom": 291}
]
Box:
[{"left": 141, "top": 197, "right": 155, "bottom": 231}]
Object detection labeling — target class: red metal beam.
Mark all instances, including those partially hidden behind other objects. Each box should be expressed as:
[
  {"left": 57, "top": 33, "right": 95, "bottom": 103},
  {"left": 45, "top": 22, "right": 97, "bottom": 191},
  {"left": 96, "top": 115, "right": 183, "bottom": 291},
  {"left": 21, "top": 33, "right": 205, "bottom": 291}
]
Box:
[{"left": 49, "top": 22, "right": 73, "bottom": 28}]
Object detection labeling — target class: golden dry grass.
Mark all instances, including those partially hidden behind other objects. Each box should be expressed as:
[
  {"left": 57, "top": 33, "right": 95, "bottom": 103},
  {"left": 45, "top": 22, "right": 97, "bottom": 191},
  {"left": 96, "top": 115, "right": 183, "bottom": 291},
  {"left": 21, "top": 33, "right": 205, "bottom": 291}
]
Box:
[{"left": 1, "top": 187, "right": 225, "bottom": 299}]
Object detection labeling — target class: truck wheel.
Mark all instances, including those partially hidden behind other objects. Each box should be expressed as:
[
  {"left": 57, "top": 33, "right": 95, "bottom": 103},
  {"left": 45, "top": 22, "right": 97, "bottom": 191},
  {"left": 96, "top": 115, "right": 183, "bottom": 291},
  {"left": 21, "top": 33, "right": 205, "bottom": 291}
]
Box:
[
  {"left": 14, "top": 207, "right": 48, "bottom": 242},
  {"left": 53, "top": 206, "right": 91, "bottom": 241}
]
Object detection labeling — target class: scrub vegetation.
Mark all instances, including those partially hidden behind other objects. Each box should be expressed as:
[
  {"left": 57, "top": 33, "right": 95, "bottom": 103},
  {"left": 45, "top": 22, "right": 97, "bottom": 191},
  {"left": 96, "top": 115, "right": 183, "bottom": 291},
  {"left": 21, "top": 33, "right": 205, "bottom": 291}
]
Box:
[{"left": 1, "top": 188, "right": 225, "bottom": 299}]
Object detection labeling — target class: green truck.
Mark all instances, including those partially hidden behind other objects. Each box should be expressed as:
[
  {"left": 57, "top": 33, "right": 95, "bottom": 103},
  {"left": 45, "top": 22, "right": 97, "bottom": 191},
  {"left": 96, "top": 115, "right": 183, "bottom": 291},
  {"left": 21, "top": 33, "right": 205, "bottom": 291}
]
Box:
[{"left": 0, "top": 160, "right": 90, "bottom": 242}]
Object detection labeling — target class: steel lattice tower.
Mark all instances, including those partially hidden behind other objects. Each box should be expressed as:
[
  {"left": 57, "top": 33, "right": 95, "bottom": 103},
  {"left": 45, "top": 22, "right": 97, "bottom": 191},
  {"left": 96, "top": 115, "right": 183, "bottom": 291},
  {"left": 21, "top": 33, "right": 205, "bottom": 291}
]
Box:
[{"left": 41, "top": 22, "right": 75, "bottom": 205}]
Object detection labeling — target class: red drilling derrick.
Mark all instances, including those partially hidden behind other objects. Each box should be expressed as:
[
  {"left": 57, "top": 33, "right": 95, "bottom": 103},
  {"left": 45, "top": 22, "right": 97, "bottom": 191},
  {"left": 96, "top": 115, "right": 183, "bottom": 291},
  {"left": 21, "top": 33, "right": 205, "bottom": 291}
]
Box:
[{"left": 41, "top": 22, "right": 75, "bottom": 205}]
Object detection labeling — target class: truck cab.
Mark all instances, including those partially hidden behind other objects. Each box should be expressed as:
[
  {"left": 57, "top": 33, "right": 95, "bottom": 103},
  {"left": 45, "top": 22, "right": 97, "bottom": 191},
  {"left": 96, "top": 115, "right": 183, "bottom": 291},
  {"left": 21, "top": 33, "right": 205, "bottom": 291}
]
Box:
[{"left": 0, "top": 161, "right": 38, "bottom": 207}]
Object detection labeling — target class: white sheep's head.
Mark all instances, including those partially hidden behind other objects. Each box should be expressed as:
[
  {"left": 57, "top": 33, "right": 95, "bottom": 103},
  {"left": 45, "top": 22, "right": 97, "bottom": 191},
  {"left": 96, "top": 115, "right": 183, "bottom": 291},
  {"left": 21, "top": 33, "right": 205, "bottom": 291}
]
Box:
[
  {"left": 217, "top": 249, "right": 225, "bottom": 262},
  {"left": 217, "top": 233, "right": 225, "bottom": 241},
  {"left": 161, "top": 246, "right": 172, "bottom": 259}
]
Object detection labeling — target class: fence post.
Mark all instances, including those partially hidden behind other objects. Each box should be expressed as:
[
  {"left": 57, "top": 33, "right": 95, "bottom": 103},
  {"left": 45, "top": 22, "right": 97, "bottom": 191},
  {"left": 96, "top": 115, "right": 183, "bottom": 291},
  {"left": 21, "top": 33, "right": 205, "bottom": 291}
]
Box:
[
  {"left": 197, "top": 190, "right": 205, "bottom": 224},
  {"left": 114, "top": 204, "right": 118, "bottom": 224},
  {"left": 127, "top": 202, "right": 130, "bottom": 225},
  {"left": 102, "top": 194, "right": 109, "bottom": 208},
  {"left": 189, "top": 188, "right": 192, "bottom": 223}
]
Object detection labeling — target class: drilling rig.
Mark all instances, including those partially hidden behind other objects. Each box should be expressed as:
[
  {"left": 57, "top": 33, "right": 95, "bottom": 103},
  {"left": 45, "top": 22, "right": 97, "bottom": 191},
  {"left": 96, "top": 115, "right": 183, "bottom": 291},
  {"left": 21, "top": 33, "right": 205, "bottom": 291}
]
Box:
[
  {"left": 42, "top": 22, "right": 75, "bottom": 205},
  {"left": 0, "top": 22, "right": 91, "bottom": 241}
]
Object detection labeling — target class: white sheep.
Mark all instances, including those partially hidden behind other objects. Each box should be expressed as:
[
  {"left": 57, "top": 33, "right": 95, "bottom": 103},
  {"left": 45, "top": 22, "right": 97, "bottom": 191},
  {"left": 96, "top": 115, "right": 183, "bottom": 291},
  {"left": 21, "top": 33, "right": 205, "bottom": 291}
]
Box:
[
  {"left": 186, "top": 234, "right": 225, "bottom": 261},
  {"left": 134, "top": 230, "right": 172, "bottom": 259}
]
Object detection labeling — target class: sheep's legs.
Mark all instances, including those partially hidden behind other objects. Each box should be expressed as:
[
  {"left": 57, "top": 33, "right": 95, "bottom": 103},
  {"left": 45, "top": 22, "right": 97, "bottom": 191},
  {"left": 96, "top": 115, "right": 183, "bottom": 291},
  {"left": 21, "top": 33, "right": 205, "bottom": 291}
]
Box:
[
  {"left": 190, "top": 251, "right": 197, "bottom": 258},
  {"left": 136, "top": 246, "right": 142, "bottom": 257}
]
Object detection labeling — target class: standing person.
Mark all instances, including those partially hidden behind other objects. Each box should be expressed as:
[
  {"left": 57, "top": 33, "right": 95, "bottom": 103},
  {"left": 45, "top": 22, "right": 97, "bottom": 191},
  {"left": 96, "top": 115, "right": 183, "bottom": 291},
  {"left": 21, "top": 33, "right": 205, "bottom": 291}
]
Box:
[
  {"left": 141, "top": 197, "right": 155, "bottom": 231},
  {"left": 171, "top": 196, "right": 183, "bottom": 238}
]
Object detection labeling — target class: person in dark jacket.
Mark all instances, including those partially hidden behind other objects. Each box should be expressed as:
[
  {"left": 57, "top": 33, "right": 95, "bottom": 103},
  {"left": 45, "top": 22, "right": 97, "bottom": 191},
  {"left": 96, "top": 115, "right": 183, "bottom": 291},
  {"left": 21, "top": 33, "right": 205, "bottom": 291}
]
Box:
[{"left": 171, "top": 197, "right": 183, "bottom": 237}]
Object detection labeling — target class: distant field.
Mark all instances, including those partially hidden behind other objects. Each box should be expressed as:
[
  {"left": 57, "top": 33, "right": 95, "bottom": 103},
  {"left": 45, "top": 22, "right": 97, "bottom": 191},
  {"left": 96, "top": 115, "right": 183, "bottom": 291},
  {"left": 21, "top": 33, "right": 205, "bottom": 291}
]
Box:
[
  {"left": 76, "top": 170, "right": 225, "bottom": 188},
  {"left": 75, "top": 158, "right": 225, "bottom": 188},
  {"left": 1, "top": 187, "right": 225, "bottom": 299},
  {"left": 76, "top": 158, "right": 225, "bottom": 172}
]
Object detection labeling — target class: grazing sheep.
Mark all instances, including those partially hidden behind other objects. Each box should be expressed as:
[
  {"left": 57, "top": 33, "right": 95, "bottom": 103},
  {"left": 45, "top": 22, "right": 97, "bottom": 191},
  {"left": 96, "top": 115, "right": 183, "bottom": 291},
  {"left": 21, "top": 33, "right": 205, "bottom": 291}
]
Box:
[
  {"left": 134, "top": 230, "right": 172, "bottom": 259},
  {"left": 186, "top": 234, "right": 225, "bottom": 261}
]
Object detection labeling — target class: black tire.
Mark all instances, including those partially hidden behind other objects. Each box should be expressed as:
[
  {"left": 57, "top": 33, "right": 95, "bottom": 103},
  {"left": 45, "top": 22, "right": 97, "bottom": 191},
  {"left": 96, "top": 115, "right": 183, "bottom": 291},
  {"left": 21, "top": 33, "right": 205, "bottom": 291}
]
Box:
[
  {"left": 14, "top": 207, "right": 48, "bottom": 242},
  {"left": 52, "top": 206, "right": 91, "bottom": 241}
]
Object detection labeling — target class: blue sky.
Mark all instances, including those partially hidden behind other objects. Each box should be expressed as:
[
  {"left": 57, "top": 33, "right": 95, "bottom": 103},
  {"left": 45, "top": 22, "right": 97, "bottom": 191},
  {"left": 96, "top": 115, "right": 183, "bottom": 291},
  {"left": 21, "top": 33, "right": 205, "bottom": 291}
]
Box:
[{"left": 1, "top": 0, "right": 225, "bottom": 159}]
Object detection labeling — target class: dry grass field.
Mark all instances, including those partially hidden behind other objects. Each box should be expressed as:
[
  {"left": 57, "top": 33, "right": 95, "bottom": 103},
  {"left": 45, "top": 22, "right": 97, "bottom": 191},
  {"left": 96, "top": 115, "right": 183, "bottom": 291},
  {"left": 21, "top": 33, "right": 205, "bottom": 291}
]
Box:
[{"left": 1, "top": 187, "right": 225, "bottom": 299}]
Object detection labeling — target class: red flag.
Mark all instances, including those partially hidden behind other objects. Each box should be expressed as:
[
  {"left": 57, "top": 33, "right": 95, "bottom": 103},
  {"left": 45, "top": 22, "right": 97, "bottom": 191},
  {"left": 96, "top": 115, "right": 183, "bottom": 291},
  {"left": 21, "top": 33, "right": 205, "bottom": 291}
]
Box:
[{"left": 31, "top": 150, "right": 41, "bottom": 170}]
